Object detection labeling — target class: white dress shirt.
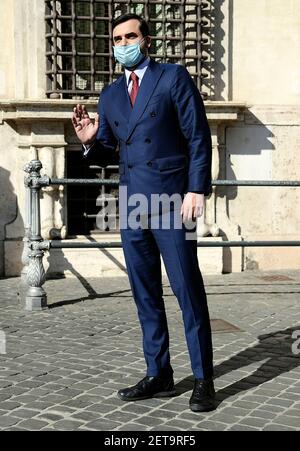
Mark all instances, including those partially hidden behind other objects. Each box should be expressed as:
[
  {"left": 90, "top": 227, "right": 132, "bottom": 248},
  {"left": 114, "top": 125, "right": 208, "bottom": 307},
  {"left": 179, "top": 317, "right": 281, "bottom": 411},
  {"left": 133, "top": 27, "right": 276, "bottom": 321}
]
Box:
[
  {"left": 83, "top": 56, "right": 150, "bottom": 156},
  {"left": 125, "top": 56, "right": 150, "bottom": 93}
]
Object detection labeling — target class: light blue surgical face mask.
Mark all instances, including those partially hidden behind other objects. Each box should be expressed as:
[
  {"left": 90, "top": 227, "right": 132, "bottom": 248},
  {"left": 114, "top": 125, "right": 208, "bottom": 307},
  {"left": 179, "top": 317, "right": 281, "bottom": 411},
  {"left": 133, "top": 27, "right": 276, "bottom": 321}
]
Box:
[{"left": 113, "top": 38, "right": 146, "bottom": 68}]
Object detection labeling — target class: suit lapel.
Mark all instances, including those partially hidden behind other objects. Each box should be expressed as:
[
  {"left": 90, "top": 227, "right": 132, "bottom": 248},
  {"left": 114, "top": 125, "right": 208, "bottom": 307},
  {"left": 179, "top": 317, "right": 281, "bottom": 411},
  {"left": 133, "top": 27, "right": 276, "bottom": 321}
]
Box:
[
  {"left": 126, "top": 59, "right": 164, "bottom": 140},
  {"left": 111, "top": 59, "right": 165, "bottom": 140},
  {"left": 113, "top": 74, "right": 132, "bottom": 123}
]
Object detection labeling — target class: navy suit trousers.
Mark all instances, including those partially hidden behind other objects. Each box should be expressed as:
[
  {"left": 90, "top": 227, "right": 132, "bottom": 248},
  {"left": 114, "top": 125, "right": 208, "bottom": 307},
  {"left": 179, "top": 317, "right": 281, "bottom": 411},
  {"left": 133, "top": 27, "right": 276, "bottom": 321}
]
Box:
[{"left": 120, "top": 215, "right": 214, "bottom": 380}]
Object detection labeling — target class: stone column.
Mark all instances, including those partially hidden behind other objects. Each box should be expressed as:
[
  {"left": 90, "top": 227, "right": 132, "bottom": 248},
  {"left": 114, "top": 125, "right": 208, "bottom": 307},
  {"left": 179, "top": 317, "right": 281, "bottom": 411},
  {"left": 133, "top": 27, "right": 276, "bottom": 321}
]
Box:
[
  {"left": 196, "top": 117, "right": 244, "bottom": 273},
  {"left": 215, "top": 123, "right": 240, "bottom": 237},
  {"left": 31, "top": 123, "right": 67, "bottom": 240},
  {"left": 38, "top": 146, "right": 67, "bottom": 240},
  {"left": 197, "top": 123, "right": 221, "bottom": 238},
  {"left": 215, "top": 123, "right": 243, "bottom": 273}
]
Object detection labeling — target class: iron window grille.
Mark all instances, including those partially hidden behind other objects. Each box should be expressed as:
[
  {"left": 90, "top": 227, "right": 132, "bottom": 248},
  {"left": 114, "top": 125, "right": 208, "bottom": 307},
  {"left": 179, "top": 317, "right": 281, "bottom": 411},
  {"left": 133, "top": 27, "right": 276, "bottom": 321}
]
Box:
[
  {"left": 67, "top": 150, "right": 120, "bottom": 235},
  {"left": 45, "top": 0, "right": 213, "bottom": 99}
]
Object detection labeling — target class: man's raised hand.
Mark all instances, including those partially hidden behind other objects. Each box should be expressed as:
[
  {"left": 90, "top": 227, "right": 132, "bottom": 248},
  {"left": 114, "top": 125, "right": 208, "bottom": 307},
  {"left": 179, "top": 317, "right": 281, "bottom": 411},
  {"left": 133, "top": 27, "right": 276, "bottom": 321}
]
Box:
[{"left": 72, "top": 104, "right": 100, "bottom": 145}]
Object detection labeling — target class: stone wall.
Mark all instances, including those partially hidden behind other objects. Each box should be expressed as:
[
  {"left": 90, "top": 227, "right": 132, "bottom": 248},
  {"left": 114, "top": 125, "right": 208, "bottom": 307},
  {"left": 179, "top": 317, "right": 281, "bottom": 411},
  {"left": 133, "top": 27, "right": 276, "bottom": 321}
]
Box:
[{"left": 0, "top": 0, "right": 299, "bottom": 277}]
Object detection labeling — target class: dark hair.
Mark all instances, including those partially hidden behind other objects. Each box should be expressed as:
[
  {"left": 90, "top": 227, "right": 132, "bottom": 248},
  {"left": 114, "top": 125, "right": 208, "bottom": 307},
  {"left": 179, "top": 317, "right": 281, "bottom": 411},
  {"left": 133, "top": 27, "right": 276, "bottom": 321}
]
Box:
[{"left": 112, "top": 13, "right": 150, "bottom": 37}]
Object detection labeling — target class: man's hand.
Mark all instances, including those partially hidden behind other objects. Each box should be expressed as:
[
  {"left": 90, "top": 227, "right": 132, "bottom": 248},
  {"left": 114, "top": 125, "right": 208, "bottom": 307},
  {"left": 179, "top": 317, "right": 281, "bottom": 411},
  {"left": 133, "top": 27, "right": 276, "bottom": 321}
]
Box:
[
  {"left": 181, "top": 192, "right": 204, "bottom": 222},
  {"left": 72, "top": 104, "right": 100, "bottom": 145}
]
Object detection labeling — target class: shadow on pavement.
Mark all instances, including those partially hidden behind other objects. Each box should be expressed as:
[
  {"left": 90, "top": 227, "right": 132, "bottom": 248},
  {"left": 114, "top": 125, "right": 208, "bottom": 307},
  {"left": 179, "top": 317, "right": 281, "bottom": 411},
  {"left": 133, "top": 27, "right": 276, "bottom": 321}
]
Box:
[{"left": 175, "top": 326, "right": 300, "bottom": 405}]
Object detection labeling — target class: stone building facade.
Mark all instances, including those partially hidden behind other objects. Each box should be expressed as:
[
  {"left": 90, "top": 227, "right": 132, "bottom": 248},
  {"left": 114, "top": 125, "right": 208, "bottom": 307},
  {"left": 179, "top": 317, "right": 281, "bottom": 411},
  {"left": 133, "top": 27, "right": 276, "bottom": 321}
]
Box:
[{"left": 0, "top": 0, "right": 299, "bottom": 278}]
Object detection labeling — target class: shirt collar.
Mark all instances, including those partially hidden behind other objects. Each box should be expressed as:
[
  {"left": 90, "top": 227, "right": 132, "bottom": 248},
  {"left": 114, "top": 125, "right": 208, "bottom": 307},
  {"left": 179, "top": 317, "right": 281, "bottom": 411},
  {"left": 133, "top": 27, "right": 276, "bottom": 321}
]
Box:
[{"left": 125, "top": 56, "right": 151, "bottom": 86}]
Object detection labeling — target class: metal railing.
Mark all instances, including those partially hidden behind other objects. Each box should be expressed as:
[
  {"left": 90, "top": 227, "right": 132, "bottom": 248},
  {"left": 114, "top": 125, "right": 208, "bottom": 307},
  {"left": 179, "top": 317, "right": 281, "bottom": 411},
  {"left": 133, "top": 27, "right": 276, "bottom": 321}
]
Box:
[{"left": 22, "top": 159, "right": 300, "bottom": 311}]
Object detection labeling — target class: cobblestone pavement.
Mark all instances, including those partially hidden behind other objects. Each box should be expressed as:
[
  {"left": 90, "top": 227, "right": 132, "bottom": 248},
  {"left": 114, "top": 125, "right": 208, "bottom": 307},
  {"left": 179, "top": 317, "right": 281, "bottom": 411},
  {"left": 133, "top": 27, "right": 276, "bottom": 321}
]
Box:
[{"left": 0, "top": 268, "right": 299, "bottom": 431}]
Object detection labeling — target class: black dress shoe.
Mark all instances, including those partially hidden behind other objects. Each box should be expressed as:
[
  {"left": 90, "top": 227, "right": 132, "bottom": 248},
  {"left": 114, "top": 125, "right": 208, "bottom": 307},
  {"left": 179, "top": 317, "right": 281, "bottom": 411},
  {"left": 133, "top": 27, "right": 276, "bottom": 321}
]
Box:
[
  {"left": 189, "top": 378, "right": 216, "bottom": 412},
  {"left": 117, "top": 375, "right": 176, "bottom": 401}
]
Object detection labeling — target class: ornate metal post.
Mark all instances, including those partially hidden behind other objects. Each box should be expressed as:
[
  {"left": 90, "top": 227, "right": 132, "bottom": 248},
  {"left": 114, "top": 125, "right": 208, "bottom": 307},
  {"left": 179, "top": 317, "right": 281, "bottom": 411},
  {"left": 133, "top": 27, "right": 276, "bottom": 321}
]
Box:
[
  {"left": 20, "top": 163, "right": 33, "bottom": 306},
  {"left": 25, "top": 160, "right": 49, "bottom": 311}
]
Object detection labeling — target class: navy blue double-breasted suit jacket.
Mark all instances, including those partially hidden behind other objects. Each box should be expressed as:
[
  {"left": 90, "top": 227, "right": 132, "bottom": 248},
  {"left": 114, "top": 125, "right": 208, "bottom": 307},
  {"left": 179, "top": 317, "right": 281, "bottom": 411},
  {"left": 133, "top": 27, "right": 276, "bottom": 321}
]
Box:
[
  {"left": 84, "top": 58, "right": 212, "bottom": 200},
  {"left": 83, "top": 59, "right": 214, "bottom": 379}
]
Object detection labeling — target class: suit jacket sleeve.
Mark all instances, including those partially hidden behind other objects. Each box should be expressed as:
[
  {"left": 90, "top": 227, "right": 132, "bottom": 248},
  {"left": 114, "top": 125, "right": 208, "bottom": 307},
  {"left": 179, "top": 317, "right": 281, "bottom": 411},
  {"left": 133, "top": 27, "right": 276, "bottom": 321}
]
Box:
[
  {"left": 82, "top": 87, "right": 118, "bottom": 166},
  {"left": 170, "top": 65, "right": 212, "bottom": 196}
]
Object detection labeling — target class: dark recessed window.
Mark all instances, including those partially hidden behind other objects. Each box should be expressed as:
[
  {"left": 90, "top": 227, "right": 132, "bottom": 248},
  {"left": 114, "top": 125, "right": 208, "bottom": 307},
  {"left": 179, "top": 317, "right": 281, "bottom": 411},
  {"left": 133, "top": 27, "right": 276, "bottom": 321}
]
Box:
[{"left": 66, "top": 150, "right": 120, "bottom": 236}]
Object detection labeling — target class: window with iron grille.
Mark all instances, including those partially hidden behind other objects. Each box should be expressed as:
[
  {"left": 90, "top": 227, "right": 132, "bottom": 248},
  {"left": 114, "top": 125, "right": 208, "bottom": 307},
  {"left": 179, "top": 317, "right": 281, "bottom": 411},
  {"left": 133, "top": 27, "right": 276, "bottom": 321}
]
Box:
[
  {"left": 45, "top": 0, "right": 212, "bottom": 100},
  {"left": 66, "top": 151, "right": 120, "bottom": 235}
]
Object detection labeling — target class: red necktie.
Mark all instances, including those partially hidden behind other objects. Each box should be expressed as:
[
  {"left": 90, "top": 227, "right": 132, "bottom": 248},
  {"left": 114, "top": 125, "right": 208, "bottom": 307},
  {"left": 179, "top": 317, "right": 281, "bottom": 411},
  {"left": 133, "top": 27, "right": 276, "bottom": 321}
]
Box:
[{"left": 129, "top": 72, "right": 139, "bottom": 107}]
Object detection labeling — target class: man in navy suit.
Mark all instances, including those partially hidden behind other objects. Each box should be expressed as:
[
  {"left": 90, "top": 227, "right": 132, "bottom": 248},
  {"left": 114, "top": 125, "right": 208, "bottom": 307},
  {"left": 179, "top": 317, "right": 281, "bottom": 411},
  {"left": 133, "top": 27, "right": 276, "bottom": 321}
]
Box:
[{"left": 72, "top": 13, "right": 215, "bottom": 412}]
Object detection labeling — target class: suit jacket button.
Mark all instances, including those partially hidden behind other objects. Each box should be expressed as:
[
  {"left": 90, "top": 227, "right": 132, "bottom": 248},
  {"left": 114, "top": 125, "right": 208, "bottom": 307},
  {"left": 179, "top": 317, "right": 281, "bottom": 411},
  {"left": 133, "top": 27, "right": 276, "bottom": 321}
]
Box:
[
  {"left": 128, "top": 164, "right": 133, "bottom": 169},
  {"left": 145, "top": 138, "right": 151, "bottom": 143},
  {"left": 114, "top": 121, "right": 119, "bottom": 126},
  {"left": 150, "top": 112, "right": 156, "bottom": 117},
  {"left": 147, "top": 161, "right": 152, "bottom": 167}
]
